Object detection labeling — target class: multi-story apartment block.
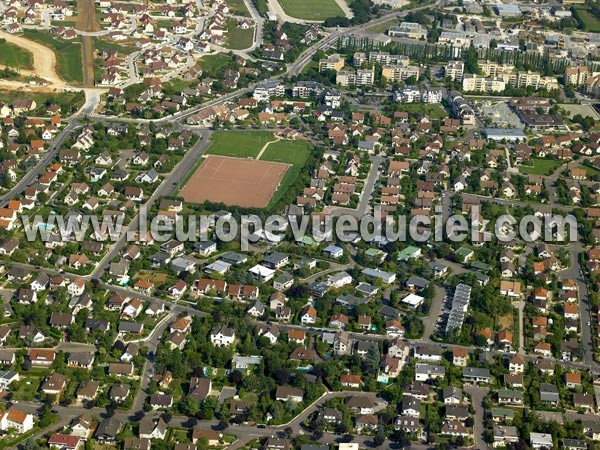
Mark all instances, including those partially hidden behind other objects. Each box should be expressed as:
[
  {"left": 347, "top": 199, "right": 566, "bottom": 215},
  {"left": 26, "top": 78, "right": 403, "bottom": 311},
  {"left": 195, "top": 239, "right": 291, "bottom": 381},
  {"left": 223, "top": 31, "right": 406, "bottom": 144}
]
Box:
[
  {"left": 368, "top": 52, "right": 410, "bottom": 66},
  {"left": 353, "top": 52, "right": 367, "bottom": 66},
  {"left": 565, "top": 65, "right": 590, "bottom": 86},
  {"left": 394, "top": 87, "right": 443, "bottom": 103},
  {"left": 462, "top": 74, "right": 506, "bottom": 93},
  {"left": 336, "top": 68, "right": 375, "bottom": 86},
  {"left": 382, "top": 65, "right": 421, "bottom": 83},
  {"left": 479, "top": 61, "right": 514, "bottom": 77},
  {"left": 445, "top": 60, "right": 464, "bottom": 81},
  {"left": 319, "top": 54, "right": 345, "bottom": 72},
  {"left": 504, "top": 71, "right": 559, "bottom": 90}
]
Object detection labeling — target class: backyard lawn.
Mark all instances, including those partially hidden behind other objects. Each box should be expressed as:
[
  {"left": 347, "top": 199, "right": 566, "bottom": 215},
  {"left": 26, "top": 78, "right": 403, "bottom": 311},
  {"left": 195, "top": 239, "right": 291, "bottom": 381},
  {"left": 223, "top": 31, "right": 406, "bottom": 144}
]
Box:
[
  {"left": 0, "top": 38, "right": 33, "bottom": 69},
  {"left": 518, "top": 158, "right": 563, "bottom": 176},
  {"left": 206, "top": 130, "right": 275, "bottom": 158},
  {"left": 277, "top": 0, "right": 344, "bottom": 20},
  {"left": 22, "top": 29, "right": 83, "bottom": 84}
]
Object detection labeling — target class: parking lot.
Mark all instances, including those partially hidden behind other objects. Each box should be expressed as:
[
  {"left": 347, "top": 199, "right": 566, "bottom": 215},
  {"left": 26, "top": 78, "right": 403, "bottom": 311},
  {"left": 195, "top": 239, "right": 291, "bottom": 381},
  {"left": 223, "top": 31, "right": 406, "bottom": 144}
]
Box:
[{"left": 479, "top": 100, "right": 524, "bottom": 128}]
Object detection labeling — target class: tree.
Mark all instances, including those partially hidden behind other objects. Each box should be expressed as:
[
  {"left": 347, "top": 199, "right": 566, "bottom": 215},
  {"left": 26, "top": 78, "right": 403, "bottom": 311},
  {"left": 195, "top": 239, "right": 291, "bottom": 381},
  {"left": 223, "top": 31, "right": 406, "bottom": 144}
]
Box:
[
  {"left": 342, "top": 434, "right": 354, "bottom": 443},
  {"left": 373, "top": 435, "right": 386, "bottom": 446},
  {"left": 464, "top": 44, "right": 480, "bottom": 75},
  {"left": 215, "top": 420, "right": 229, "bottom": 431},
  {"left": 22, "top": 439, "right": 43, "bottom": 450},
  {"left": 273, "top": 368, "right": 290, "bottom": 386},
  {"left": 229, "top": 369, "right": 243, "bottom": 385},
  {"left": 363, "top": 345, "right": 380, "bottom": 375},
  {"left": 179, "top": 396, "right": 200, "bottom": 417}
]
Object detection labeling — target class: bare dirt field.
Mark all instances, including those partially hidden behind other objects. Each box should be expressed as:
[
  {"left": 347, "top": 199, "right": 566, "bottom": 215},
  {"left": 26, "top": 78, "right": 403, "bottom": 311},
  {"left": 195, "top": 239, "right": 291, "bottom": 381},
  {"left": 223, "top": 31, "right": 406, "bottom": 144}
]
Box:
[
  {"left": 179, "top": 155, "right": 289, "bottom": 208},
  {"left": 0, "top": 30, "right": 65, "bottom": 89},
  {"left": 76, "top": 0, "right": 100, "bottom": 87}
]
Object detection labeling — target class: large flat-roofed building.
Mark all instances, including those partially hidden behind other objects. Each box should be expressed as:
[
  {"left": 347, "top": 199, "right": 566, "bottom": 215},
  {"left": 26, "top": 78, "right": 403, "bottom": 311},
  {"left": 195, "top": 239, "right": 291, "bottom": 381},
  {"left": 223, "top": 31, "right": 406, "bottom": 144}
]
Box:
[
  {"left": 495, "top": 4, "right": 521, "bottom": 16},
  {"left": 388, "top": 22, "right": 427, "bottom": 40},
  {"left": 484, "top": 128, "right": 527, "bottom": 142}
]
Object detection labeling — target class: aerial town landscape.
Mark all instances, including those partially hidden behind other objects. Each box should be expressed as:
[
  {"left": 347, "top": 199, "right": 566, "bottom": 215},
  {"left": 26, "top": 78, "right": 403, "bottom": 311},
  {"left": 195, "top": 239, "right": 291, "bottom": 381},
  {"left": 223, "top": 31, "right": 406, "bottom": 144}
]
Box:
[{"left": 2, "top": 0, "right": 600, "bottom": 448}]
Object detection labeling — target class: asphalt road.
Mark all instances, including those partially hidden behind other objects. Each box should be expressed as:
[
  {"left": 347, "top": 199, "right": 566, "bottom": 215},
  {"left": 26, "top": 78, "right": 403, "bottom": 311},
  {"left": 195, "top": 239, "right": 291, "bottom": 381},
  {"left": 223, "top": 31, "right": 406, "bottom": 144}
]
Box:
[
  {"left": 0, "top": 121, "right": 78, "bottom": 208},
  {"left": 90, "top": 128, "right": 212, "bottom": 278},
  {"left": 323, "top": 155, "right": 384, "bottom": 217},
  {"left": 559, "top": 242, "right": 597, "bottom": 368},
  {"left": 464, "top": 385, "right": 490, "bottom": 450},
  {"left": 0, "top": 92, "right": 100, "bottom": 208}
]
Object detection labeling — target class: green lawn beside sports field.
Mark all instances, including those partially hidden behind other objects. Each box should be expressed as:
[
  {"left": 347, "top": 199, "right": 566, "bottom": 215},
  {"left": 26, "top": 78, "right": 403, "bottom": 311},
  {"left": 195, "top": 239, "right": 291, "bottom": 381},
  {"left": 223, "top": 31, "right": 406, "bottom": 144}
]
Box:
[{"left": 277, "top": 0, "right": 344, "bottom": 20}]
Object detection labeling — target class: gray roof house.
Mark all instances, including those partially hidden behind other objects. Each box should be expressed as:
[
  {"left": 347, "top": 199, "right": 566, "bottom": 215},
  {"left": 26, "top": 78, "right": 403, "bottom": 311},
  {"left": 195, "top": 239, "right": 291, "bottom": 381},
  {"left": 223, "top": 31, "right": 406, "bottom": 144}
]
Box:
[
  {"left": 95, "top": 418, "right": 122, "bottom": 442},
  {"left": 462, "top": 367, "right": 491, "bottom": 384},
  {"left": 540, "top": 383, "right": 560, "bottom": 405}
]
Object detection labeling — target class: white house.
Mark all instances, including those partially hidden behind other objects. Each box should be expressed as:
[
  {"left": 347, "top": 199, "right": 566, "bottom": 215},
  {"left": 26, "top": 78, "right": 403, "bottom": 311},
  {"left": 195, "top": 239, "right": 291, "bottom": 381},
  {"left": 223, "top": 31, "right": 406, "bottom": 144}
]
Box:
[
  {"left": 68, "top": 279, "right": 85, "bottom": 296},
  {"left": 210, "top": 326, "right": 235, "bottom": 347},
  {"left": 0, "top": 409, "right": 34, "bottom": 433},
  {"left": 530, "top": 433, "right": 553, "bottom": 450},
  {"left": 249, "top": 264, "right": 275, "bottom": 282}
]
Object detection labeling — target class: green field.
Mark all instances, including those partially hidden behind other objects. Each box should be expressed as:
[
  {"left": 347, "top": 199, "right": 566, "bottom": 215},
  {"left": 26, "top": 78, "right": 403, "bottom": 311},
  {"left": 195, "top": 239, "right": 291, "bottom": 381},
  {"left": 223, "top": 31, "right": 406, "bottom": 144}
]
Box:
[
  {"left": 260, "top": 139, "right": 311, "bottom": 208},
  {"left": 22, "top": 30, "right": 83, "bottom": 84},
  {"left": 199, "top": 53, "right": 233, "bottom": 75},
  {"left": 156, "top": 19, "right": 176, "bottom": 29},
  {"left": 94, "top": 37, "right": 138, "bottom": 55},
  {"left": 576, "top": 7, "right": 600, "bottom": 32},
  {"left": 583, "top": 164, "right": 600, "bottom": 177},
  {"left": 226, "top": 20, "right": 254, "bottom": 50},
  {"left": 519, "top": 158, "right": 563, "bottom": 176},
  {"left": 393, "top": 103, "right": 448, "bottom": 118},
  {"left": 0, "top": 89, "right": 85, "bottom": 114},
  {"left": 163, "top": 78, "right": 197, "bottom": 93},
  {"left": 206, "top": 131, "right": 275, "bottom": 158},
  {"left": 260, "top": 139, "right": 310, "bottom": 166},
  {"left": 367, "top": 19, "right": 398, "bottom": 34},
  {"left": 0, "top": 38, "right": 33, "bottom": 69},
  {"left": 277, "top": 0, "right": 344, "bottom": 20},
  {"left": 226, "top": 0, "right": 251, "bottom": 16}
]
